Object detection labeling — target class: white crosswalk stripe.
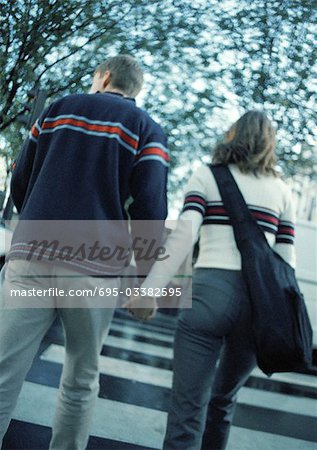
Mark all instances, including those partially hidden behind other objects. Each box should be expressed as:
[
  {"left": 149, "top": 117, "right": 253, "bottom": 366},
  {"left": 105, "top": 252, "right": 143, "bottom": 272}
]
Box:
[
  {"left": 41, "top": 343, "right": 173, "bottom": 388},
  {"left": 103, "top": 334, "right": 174, "bottom": 359},
  {"left": 13, "top": 381, "right": 167, "bottom": 449},
  {"left": 110, "top": 321, "right": 175, "bottom": 343}
]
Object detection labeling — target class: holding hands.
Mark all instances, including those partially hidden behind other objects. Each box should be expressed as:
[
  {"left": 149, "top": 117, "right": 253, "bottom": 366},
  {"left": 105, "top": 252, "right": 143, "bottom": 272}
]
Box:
[{"left": 124, "top": 295, "right": 157, "bottom": 321}]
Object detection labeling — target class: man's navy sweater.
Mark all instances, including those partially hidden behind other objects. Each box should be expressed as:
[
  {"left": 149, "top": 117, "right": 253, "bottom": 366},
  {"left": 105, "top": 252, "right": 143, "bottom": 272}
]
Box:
[{"left": 9, "top": 92, "right": 169, "bottom": 275}]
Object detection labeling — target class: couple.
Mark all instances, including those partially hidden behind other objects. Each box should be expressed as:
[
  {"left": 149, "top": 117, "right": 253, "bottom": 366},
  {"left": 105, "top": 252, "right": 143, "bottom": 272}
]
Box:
[{"left": 0, "top": 55, "right": 295, "bottom": 449}]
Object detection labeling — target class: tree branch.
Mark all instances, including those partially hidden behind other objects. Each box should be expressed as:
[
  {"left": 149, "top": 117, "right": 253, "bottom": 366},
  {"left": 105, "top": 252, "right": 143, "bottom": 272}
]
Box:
[
  {"left": 34, "top": 5, "right": 134, "bottom": 84},
  {"left": 0, "top": 106, "right": 28, "bottom": 132}
]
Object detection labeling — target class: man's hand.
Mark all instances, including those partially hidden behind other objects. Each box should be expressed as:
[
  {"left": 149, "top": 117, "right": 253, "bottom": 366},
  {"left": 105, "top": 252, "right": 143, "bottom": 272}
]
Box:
[{"left": 123, "top": 295, "right": 157, "bottom": 321}]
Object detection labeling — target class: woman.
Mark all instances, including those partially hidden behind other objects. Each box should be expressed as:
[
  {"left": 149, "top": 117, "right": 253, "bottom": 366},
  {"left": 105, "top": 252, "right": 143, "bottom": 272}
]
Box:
[{"left": 126, "top": 110, "right": 296, "bottom": 450}]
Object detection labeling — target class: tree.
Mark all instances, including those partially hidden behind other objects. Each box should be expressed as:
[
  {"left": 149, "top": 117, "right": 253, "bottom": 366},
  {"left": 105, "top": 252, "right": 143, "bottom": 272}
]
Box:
[
  {"left": 211, "top": 0, "right": 317, "bottom": 177},
  {"left": 142, "top": 0, "right": 317, "bottom": 183},
  {"left": 0, "top": 0, "right": 210, "bottom": 175},
  {"left": 0, "top": 0, "right": 316, "bottom": 195}
]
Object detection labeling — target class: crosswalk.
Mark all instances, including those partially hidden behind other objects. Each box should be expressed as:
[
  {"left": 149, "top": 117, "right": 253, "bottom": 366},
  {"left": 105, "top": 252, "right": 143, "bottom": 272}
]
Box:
[{"left": 2, "top": 309, "right": 317, "bottom": 449}]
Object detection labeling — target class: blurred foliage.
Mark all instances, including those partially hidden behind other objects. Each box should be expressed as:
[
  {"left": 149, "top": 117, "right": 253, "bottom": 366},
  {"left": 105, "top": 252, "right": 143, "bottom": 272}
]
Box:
[
  {"left": 212, "top": 0, "right": 317, "bottom": 178},
  {"left": 0, "top": 0, "right": 316, "bottom": 195}
]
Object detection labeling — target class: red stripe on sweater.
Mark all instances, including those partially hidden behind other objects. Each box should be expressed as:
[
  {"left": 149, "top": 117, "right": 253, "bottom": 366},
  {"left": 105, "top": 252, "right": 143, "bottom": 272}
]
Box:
[
  {"left": 31, "top": 125, "right": 39, "bottom": 138},
  {"left": 277, "top": 227, "right": 295, "bottom": 236},
  {"left": 251, "top": 211, "right": 279, "bottom": 225},
  {"left": 136, "top": 147, "right": 170, "bottom": 162},
  {"left": 205, "top": 207, "right": 227, "bottom": 215},
  {"left": 42, "top": 118, "right": 138, "bottom": 149},
  {"left": 185, "top": 196, "right": 206, "bottom": 206}
]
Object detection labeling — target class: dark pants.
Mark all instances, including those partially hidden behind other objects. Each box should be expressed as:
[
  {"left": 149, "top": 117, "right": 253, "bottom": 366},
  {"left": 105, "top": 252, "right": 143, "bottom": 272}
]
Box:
[{"left": 163, "top": 269, "right": 256, "bottom": 450}]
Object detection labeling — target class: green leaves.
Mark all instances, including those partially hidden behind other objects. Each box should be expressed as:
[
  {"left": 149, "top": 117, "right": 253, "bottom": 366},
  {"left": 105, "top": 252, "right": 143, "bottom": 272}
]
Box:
[{"left": 0, "top": 0, "right": 316, "bottom": 185}]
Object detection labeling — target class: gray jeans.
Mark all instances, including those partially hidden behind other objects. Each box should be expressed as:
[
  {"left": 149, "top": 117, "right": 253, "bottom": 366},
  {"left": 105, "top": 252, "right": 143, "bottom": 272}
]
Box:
[
  {"left": 163, "top": 268, "right": 256, "bottom": 450},
  {"left": 0, "top": 260, "right": 119, "bottom": 450}
]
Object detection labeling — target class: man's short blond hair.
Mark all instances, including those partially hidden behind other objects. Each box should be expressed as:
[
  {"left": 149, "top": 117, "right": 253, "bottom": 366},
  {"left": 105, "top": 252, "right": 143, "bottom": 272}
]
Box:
[{"left": 96, "top": 55, "right": 144, "bottom": 98}]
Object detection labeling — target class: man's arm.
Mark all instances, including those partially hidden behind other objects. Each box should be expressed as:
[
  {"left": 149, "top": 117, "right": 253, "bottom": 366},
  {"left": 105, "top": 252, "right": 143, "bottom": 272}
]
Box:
[
  {"left": 10, "top": 110, "right": 47, "bottom": 213},
  {"left": 128, "top": 128, "right": 169, "bottom": 277},
  {"left": 128, "top": 134, "right": 169, "bottom": 221},
  {"left": 125, "top": 166, "right": 207, "bottom": 320}
]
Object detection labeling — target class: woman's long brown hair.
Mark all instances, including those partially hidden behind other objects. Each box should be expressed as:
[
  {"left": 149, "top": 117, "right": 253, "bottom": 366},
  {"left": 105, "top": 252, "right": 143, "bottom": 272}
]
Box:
[{"left": 212, "top": 110, "right": 278, "bottom": 176}]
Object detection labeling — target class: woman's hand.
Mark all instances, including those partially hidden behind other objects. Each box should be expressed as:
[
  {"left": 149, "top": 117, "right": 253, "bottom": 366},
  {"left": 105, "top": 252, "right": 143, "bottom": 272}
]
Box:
[{"left": 123, "top": 295, "right": 157, "bottom": 321}]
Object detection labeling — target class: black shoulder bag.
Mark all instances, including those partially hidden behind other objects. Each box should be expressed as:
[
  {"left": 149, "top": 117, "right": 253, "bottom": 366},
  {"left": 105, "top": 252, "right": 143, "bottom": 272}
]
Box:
[{"left": 209, "top": 164, "right": 313, "bottom": 375}]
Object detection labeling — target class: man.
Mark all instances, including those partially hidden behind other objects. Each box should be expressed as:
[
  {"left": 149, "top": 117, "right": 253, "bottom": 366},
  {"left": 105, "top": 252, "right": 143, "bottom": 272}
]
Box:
[{"left": 0, "top": 55, "right": 168, "bottom": 449}]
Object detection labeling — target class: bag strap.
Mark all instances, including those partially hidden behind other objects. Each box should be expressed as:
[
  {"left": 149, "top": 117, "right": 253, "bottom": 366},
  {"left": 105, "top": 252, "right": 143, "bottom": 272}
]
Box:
[{"left": 208, "top": 164, "right": 267, "bottom": 248}]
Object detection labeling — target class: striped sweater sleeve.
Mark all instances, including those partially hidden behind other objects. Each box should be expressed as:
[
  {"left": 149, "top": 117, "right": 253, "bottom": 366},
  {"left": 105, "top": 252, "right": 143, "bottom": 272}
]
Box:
[
  {"left": 128, "top": 131, "right": 169, "bottom": 221},
  {"left": 128, "top": 126, "right": 169, "bottom": 277},
  {"left": 141, "top": 168, "right": 206, "bottom": 291},
  {"left": 181, "top": 167, "right": 207, "bottom": 216}
]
